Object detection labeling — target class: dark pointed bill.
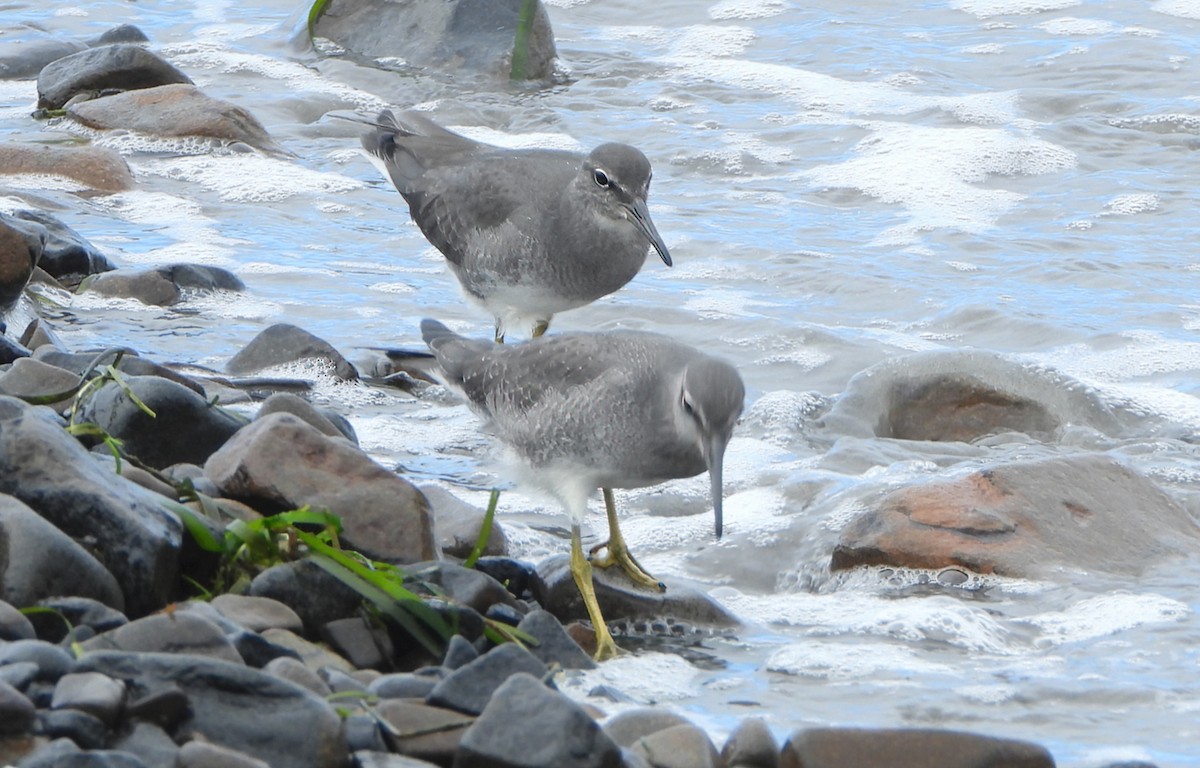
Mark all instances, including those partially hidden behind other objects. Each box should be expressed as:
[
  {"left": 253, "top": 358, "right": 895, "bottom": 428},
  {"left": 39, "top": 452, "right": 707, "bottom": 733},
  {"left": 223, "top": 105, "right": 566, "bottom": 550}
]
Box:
[
  {"left": 627, "top": 198, "right": 672, "bottom": 267},
  {"left": 706, "top": 433, "right": 730, "bottom": 539}
]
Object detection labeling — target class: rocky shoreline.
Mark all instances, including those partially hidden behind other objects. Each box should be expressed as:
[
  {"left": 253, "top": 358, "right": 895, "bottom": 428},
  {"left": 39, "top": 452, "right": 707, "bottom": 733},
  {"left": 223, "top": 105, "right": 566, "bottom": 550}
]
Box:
[{"left": 0, "top": 7, "right": 1192, "bottom": 768}]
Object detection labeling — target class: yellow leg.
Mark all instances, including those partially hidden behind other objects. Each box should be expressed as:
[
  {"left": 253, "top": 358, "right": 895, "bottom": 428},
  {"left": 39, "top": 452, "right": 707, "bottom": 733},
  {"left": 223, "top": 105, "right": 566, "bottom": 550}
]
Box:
[
  {"left": 589, "top": 488, "right": 666, "bottom": 592},
  {"left": 494, "top": 323, "right": 505, "bottom": 344},
  {"left": 532, "top": 318, "right": 550, "bottom": 338},
  {"left": 571, "top": 523, "right": 620, "bottom": 661}
]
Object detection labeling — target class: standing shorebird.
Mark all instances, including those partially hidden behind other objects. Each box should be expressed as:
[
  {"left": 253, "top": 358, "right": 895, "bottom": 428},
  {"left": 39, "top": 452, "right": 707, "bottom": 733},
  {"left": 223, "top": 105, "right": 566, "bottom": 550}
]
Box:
[
  {"left": 362, "top": 110, "right": 672, "bottom": 342},
  {"left": 421, "top": 319, "right": 744, "bottom": 660}
]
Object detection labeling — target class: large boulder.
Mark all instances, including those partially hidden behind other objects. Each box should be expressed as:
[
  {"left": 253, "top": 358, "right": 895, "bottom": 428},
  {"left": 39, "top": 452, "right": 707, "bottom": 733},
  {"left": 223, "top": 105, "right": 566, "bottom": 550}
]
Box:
[
  {"left": 779, "top": 727, "right": 1052, "bottom": 768},
  {"left": 0, "top": 397, "right": 182, "bottom": 616},
  {"left": 205, "top": 412, "right": 436, "bottom": 564},
  {"left": 66, "top": 84, "right": 285, "bottom": 154},
  {"left": 82, "top": 263, "right": 245, "bottom": 307},
  {"left": 0, "top": 24, "right": 149, "bottom": 80},
  {"left": 311, "top": 0, "right": 558, "bottom": 81},
  {"left": 0, "top": 143, "right": 135, "bottom": 193},
  {"left": 0, "top": 213, "right": 43, "bottom": 309},
  {"left": 10, "top": 210, "right": 115, "bottom": 281},
  {"left": 75, "top": 651, "right": 347, "bottom": 768},
  {"left": 226, "top": 323, "right": 357, "bottom": 380},
  {"left": 832, "top": 453, "right": 1200, "bottom": 578},
  {"left": 36, "top": 44, "right": 192, "bottom": 109}
]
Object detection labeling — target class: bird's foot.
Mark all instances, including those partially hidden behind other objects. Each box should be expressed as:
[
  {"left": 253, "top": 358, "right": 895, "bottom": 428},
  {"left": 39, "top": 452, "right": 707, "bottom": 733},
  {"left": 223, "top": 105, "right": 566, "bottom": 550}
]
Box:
[{"left": 590, "top": 539, "right": 666, "bottom": 592}]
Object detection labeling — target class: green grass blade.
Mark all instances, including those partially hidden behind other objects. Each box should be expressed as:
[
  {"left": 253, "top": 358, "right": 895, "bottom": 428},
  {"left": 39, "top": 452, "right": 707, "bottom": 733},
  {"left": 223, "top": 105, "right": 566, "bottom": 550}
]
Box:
[
  {"left": 308, "top": 0, "right": 332, "bottom": 40},
  {"left": 164, "top": 501, "right": 226, "bottom": 553},
  {"left": 509, "top": 0, "right": 538, "bottom": 80},
  {"left": 463, "top": 489, "right": 500, "bottom": 569}
]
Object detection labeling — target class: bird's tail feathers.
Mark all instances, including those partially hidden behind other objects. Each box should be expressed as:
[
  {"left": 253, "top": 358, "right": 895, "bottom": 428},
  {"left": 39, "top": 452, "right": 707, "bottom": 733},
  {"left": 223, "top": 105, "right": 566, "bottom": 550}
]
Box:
[{"left": 420, "top": 319, "right": 492, "bottom": 383}]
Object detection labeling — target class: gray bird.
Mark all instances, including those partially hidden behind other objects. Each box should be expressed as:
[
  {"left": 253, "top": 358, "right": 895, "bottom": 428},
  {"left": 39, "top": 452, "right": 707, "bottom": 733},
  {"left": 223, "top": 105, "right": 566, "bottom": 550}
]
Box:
[
  {"left": 421, "top": 318, "right": 744, "bottom": 660},
  {"left": 363, "top": 110, "right": 672, "bottom": 342}
]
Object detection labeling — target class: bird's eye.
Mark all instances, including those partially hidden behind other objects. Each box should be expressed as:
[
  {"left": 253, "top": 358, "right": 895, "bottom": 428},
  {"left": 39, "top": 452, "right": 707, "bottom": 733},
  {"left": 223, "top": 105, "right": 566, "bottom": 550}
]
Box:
[
  {"left": 593, "top": 169, "right": 610, "bottom": 188},
  {"left": 681, "top": 393, "right": 695, "bottom": 416}
]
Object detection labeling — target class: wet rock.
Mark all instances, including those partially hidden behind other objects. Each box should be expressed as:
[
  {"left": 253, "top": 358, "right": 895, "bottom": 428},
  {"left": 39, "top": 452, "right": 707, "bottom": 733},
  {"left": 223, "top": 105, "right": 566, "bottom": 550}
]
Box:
[
  {"left": 604, "top": 708, "right": 695, "bottom": 749},
  {"left": 345, "top": 713, "right": 387, "bottom": 753},
  {"left": 260, "top": 628, "right": 356, "bottom": 675},
  {"left": 409, "top": 561, "right": 519, "bottom": 614},
  {"left": 211, "top": 594, "right": 304, "bottom": 634},
  {"left": 82, "top": 263, "right": 244, "bottom": 307},
  {"left": 32, "top": 347, "right": 205, "bottom": 397},
  {"left": 247, "top": 560, "right": 364, "bottom": 635},
  {"left": 422, "top": 485, "right": 507, "bottom": 560},
  {"left": 722, "top": 717, "right": 779, "bottom": 768},
  {"left": 76, "top": 651, "right": 347, "bottom": 768},
  {"left": 206, "top": 412, "right": 435, "bottom": 564},
  {"left": 226, "top": 323, "right": 358, "bottom": 380},
  {"left": 0, "top": 213, "right": 42, "bottom": 309},
  {"left": 353, "top": 751, "right": 442, "bottom": 767},
  {"left": 515, "top": 609, "right": 595, "bottom": 670},
  {"left": 178, "top": 740, "right": 272, "bottom": 768},
  {"left": 0, "top": 334, "right": 30, "bottom": 365},
  {"left": 311, "top": 0, "right": 558, "bottom": 81},
  {"left": 81, "top": 611, "right": 243, "bottom": 664},
  {"left": 18, "top": 318, "right": 67, "bottom": 354},
  {"left": 113, "top": 722, "right": 180, "bottom": 768},
  {"left": 0, "top": 494, "right": 125, "bottom": 611},
  {"left": 16, "top": 737, "right": 81, "bottom": 766},
  {"left": 427, "top": 642, "right": 548, "bottom": 716},
  {"left": 67, "top": 83, "right": 285, "bottom": 154},
  {"left": 0, "top": 144, "right": 134, "bottom": 193},
  {"left": 11, "top": 210, "right": 115, "bottom": 281},
  {"left": 831, "top": 453, "right": 1200, "bottom": 578},
  {"left": 375, "top": 699, "right": 474, "bottom": 764},
  {"left": 320, "top": 617, "right": 393, "bottom": 671},
  {"left": 27, "top": 597, "right": 128, "bottom": 644},
  {"left": 37, "top": 708, "right": 108, "bottom": 749},
  {"left": 0, "top": 679, "right": 35, "bottom": 734},
  {"left": 440, "top": 634, "right": 478, "bottom": 670},
  {"left": 0, "top": 358, "right": 82, "bottom": 406},
  {"left": 456, "top": 672, "right": 621, "bottom": 768},
  {"left": 367, "top": 671, "right": 438, "bottom": 700},
  {"left": 778, "top": 727, "right": 1054, "bottom": 768},
  {"left": 50, "top": 672, "right": 126, "bottom": 726},
  {"left": 0, "top": 661, "right": 39, "bottom": 690},
  {"left": 0, "top": 39, "right": 86, "bottom": 80},
  {"left": 124, "top": 682, "right": 189, "bottom": 730},
  {"left": 36, "top": 44, "right": 192, "bottom": 110},
  {"left": 822, "top": 350, "right": 1139, "bottom": 441},
  {"left": 257, "top": 392, "right": 357, "bottom": 443},
  {"left": 0, "top": 640, "right": 75, "bottom": 682},
  {"left": 92, "top": 25, "right": 151, "bottom": 46},
  {"left": 533, "top": 553, "right": 738, "bottom": 629},
  {"left": 78, "top": 374, "right": 246, "bottom": 469},
  {"left": 629, "top": 722, "right": 721, "bottom": 768},
  {"left": 0, "top": 600, "right": 36, "bottom": 641}
]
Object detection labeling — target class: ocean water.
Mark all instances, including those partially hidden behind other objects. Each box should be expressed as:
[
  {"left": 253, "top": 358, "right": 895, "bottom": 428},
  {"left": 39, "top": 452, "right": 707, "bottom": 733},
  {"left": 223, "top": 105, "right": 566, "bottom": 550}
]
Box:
[{"left": 3, "top": 0, "right": 1200, "bottom": 764}]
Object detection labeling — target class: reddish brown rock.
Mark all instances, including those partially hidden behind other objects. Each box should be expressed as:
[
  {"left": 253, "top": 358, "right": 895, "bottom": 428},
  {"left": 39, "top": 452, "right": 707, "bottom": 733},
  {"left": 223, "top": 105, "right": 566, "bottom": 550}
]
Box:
[
  {"left": 0, "top": 215, "right": 40, "bottom": 308},
  {"left": 832, "top": 453, "right": 1200, "bottom": 578},
  {"left": 204, "top": 412, "right": 436, "bottom": 564},
  {"left": 0, "top": 144, "right": 134, "bottom": 193},
  {"left": 780, "top": 728, "right": 1052, "bottom": 768}
]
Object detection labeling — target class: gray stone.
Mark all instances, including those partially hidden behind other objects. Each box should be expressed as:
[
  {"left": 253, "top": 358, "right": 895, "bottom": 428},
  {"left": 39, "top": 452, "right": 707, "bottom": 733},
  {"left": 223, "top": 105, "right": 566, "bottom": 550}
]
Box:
[
  {"left": 0, "top": 334, "right": 30, "bottom": 366},
  {"left": 37, "top": 708, "right": 108, "bottom": 749},
  {"left": 629, "top": 723, "right": 720, "bottom": 768},
  {"left": 422, "top": 485, "right": 507, "bottom": 560},
  {"left": 113, "top": 721, "right": 180, "bottom": 768},
  {"left": 247, "top": 560, "right": 364, "bottom": 635},
  {"left": 211, "top": 594, "right": 304, "bottom": 634},
  {"left": 604, "top": 708, "right": 694, "bottom": 749},
  {"left": 259, "top": 628, "right": 356, "bottom": 674},
  {"left": 79, "top": 374, "right": 246, "bottom": 469},
  {"left": 441, "top": 634, "right": 478, "bottom": 670},
  {"left": 0, "top": 599, "right": 37, "bottom": 641},
  {"left": 0, "top": 358, "right": 82, "bottom": 406},
  {"left": 0, "top": 214, "right": 42, "bottom": 309},
  {"left": 76, "top": 651, "right": 347, "bottom": 768},
  {"left": 351, "top": 752, "right": 441, "bottom": 768},
  {"left": 0, "top": 494, "right": 125, "bottom": 611},
  {"left": 373, "top": 699, "right": 473, "bottom": 765},
  {"left": 178, "top": 740, "right": 271, "bottom": 768},
  {"left": 516, "top": 609, "right": 596, "bottom": 671},
  {"left": 320, "top": 617, "right": 392, "bottom": 671},
  {"left": 410, "top": 561, "right": 518, "bottom": 615},
  {"left": 15, "top": 737, "right": 79, "bottom": 767},
  {"left": 0, "top": 144, "right": 134, "bottom": 193},
  {"left": 0, "top": 397, "right": 183, "bottom": 616},
  {"left": 427, "top": 642, "right": 547, "bottom": 716},
  {"left": 51, "top": 672, "right": 126, "bottom": 726},
  {"left": 366, "top": 672, "right": 438, "bottom": 700},
  {"left": 81, "top": 611, "right": 243, "bottom": 665},
  {"left": 206, "top": 413, "right": 435, "bottom": 564},
  {"left": 32, "top": 349, "right": 205, "bottom": 397},
  {"left": 0, "top": 39, "right": 86, "bottom": 80},
  {"left": 778, "top": 728, "right": 1054, "bottom": 768},
  {"left": 67, "top": 84, "right": 284, "bottom": 154},
  {"left": 226, "top": 324, "right": 357, "bottom": 380},
  {"left": 92, "top": 25, "right": 150, "bottom": 46},
  {"left": 456, "top": 672, "right": 621, "bottom": 768},
  {"left": 11, "top": 210, "right": 115, "bottom": 281},
  {"left": 262, "top": 656, "right": 331, "bottom": 697},
  {"left": 257, "top": 392, "right": 357, "bottom": 443},
  {"left": 0, "top": 661, "right": 39, "bottom": 690},
  {"left": 721, "top": 717, "right": 778, "bottom": 768},
  {"left": 311, "top": 0, "right": 558, "bottom": 81},
  {"left": 0, "top": 640, "right": 75, "bottom": 681},
  {"left": 37, "top": 44, "right": 193, "bottom": 109},
  {"left": 0, "top": 679, "right": 34, "bottom": 734},
  {"left": 18, "top": 317, "right": 67, "bottom": 353}
]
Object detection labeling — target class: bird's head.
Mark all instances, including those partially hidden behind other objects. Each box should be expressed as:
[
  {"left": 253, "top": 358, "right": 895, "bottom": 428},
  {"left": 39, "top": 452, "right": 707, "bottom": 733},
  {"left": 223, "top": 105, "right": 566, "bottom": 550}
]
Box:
[
  {"left": 675, "top": 357, "right": 744, "bottom": 540},
  {"left": 582, "top": 143, "right": 672, "bottom": 267}
]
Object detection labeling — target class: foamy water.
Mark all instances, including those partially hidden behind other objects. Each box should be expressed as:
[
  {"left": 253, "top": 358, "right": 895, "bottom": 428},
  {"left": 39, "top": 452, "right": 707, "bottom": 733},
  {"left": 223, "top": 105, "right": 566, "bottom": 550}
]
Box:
[{"left": 4, "top": 0, "right": 1200, "bottom": 764}]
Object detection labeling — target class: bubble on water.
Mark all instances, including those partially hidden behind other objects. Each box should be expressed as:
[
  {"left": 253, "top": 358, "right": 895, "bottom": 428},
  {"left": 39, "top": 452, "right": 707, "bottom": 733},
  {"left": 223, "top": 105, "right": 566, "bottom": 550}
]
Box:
[
  {"left": 450, "top": 126, "right": 582, "bottom": 152},
  {"left": 950, "top": 0, "right": 1081, "bottom": 18},
  {"left": 1105, "top": 193, "right": 1159, "bottom": 215},
  {"left": 962, "top": 43, "right": 1006, "bottom": 54},
  {"left": 1019, "top": 592, "right": 1188, "bottom": 646},
  {"left": 137, "top": 155, "right": 360, "bottom": 203},
  {"left": 564, "top": 651, "right": 700, "bottom": 704},
  {"left": 1037, "top": 17, "right": 1119, "bottom": 35},
  {"left": 709, "top": 0, "right": 787, "bottom": 21},
  {"left": 0, "top": 174, "right": 90, "bottom": 193},
  {"left": 956, "top": 683, "right": 1019, "bottom": 704},
  {"left": 368, "top": 282, "right": 417, "bottom": 295},
  {"left": 766, "top": 640, "right": 955, "bottom": 679},
  {"left": 742, "top": 390, "right": 826, "bottom": 434},
  {"left": 670, "top": 25, "right": 757, "bottom": 59}
]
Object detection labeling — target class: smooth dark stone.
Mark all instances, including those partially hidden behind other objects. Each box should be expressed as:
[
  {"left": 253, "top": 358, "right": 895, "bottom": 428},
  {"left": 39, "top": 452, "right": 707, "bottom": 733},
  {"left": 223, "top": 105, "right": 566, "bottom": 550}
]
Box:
[
  {"left": 483, "top": 603, "right": 523, "bottom": 627},
  {"left": 92, "top": 25, "right": 151, "bottom": 45},
  {"left": 0, "top": 600, "right": 37, "bottom": 641},
  {"left": 515, "top": 609, "right": 596, "bottom": 671},
  {"left": 0, "top": 662, "right": 39, "bottom": 691},
  {"left": 374, "top": 699, "right": 474, "bottom": 765},
  {"left": 320, "top": 617, "right": 392, "bottom": 671},
  {"left": 441, "top": 634, "right": 478, "bottom": 671},
  {"left": 628, "top": 722, "right": 721, "bottom": 768},
  {"left": 15, "top": 737, "right": 81, "bottom": 767},
  {"left": 230, "top": 630, "right": 302, "bottom": 669},
  {"left": 408, "top": 561, "right": 519, "bottom": 614},
  {"left": 113, "top": 721, "right": 180, "bottom": 768},
  {"left": 0, "top": 679, "right": 35, "bottom": 734},
  {"left": 455, "top": 673, "right": 621, "bottom": 768},
  {"left": 344, "top": 714, "right": 387, "bottom": 753},
  {"left": 778, "top": 728, "right": 1055, "bottom": 768},
  {"left": 51, "top": 672, "right": 126, "bottom": 726},
  {"left": 28, "top": 598, "right": 128, "bottom": 644},
  {"left": 225, "top": 323, "right": 357, "bottom": 380},
  {"left": 426, "top": 643, "right": 548, "bottom": 716},
  {"left": 81, "top": 611, "right": 243, "bottom": 665},
  {"left": 36, "top": 44, "right": 193, "bottom": 109},
  {"left": 262, "top": 657, "right": 331, "bottom": 698},
  {"left": 36, "top": 708, "right": 108, "bottom": 749},
  {"left": 721, "top": 717, "right": 779, "bottom": 768},
  {"left": 366, "top": 672, "right": 437, "bottom": 700},
  {"left": 247, "top": 559, "right": 364, "bottom": 635},
  {"left": 12, "top": 210, "right": 114, "bottom": 280},
  {"left": 125, "top": 683, "right": 189, "bottom": 729},
  {"left": 256, "top": 392, "right": 357, "bottom": 444},
  {"left": 0, "top": 640, "right": 75, "bottom": 682},
  {"left": 604, "top": 708, "right": 695, "bottom": 749}
]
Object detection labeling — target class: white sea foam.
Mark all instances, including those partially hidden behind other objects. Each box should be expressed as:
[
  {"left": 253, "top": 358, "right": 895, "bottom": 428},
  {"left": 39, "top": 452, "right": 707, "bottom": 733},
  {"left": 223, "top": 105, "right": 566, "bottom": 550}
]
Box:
[
  {"left": 1152, "top": 0, "right": 1200, "bottom": 20},
  {"left": 709, "top": 0, "right": 787, "bottom": 20},
  {"left": 136, "top": 155, "right": 360, "bottom": 203},
  {"left": 563, "top": 652, "right": 700, "bottom": 704},
  {"left": 766, "top": 640, "right": 955, "bottom": 680},
  {"left": 1019, "top": 592, "right": 1189, "bottom": 646},
  {"left": 450, "top": 126, "right": 582, "bottom": 152},
  {"left": 1036, "top": 17, "right": 1119, "bottom": 35},
  {"left": 1105, "top": 193, "right": 1160, "bottom": 215},
  {"left": 950, "top": 0, "right": 1081, "bottom": 18}
]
